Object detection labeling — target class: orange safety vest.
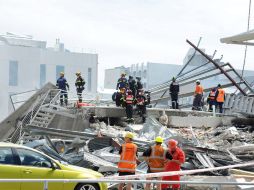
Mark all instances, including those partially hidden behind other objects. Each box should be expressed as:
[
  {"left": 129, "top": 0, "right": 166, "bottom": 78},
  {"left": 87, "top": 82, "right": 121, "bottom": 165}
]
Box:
[
  {"left": 195, "top": 85, "right": 203, "bottom": 95},
  {"left": 148, "top": 145, "right": 165, "bottom": 172},
  {"left": 118, "top": 143, "right": 137, "bottom": 172},
  {"left": 126, "top": 95, "right": 134, "bottom": 104},
  {"left": 216, "top": 88, "right": 225, "bottom": 102},
  {"left": 209, "top": 91, "right": 216, "bottom": 100}
]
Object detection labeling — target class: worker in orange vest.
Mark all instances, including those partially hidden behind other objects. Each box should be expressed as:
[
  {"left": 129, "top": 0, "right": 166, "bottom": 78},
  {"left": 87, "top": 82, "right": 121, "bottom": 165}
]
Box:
[
  {"left": 162, "top": 139, "right": 185, "bottom": 190},
  {"left": 207, "top": 88, "right": 217, "bottom": 111},
  {"left": 192, "top": 80, "right": 204, "bottom": 111},
  {"left": 118, "top": 132, "right": 137, "bottom": 190},
  {"left": 143, "top": 136, "right": 165, "bottom": 190},
  {"left": 215, "top": 84, "right": 225, "bottom": 113}
]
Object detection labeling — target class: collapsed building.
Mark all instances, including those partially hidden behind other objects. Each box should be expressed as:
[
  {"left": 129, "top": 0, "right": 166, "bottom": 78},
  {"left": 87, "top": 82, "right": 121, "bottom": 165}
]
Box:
[{"left": 0, "top": 40, "right": 254, "bottom": 189}]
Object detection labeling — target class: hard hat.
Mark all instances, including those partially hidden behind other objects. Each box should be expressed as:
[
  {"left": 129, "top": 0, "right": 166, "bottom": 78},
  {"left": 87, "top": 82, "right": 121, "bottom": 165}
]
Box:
[
  {"left": 76, "top": 71, "right": 81, "bottom": 75},
  {"left": 60, "top": 72, "right": 64, "bottom": 75},
  {"left": 168, "top": 139, "right": 178, "bottom": 148},
  {"left": 125, "top": 132, "right": 134, "bottom": 139},
  {"left": 217, "top": 83, "right": 221, "bottom": 87},
  {"left": 172, "top": 77, "right": 176, "bottom": 81},
  {"left": 121, "top": 73, "right": 126, "bottom": 76},
  {"left": 196, "top": 80, "right": 200, "bottom": 83},
  {"left": 155, "top": 136, "right": 163, "bottom": 143}
]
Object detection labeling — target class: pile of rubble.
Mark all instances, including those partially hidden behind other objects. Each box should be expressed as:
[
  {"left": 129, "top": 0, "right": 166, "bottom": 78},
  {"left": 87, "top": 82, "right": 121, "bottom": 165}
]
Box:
[{"left": 23, "top": 116, "right": 254, "bottom": 178}]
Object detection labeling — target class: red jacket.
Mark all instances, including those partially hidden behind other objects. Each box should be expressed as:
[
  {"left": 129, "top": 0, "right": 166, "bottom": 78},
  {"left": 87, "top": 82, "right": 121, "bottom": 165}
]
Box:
[{"left": 165, "top": 147, "right": 185, "bottom": 171}]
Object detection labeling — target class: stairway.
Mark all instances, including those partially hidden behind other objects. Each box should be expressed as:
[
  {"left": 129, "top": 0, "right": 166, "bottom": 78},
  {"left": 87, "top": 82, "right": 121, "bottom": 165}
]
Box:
[
  {"left": 29, "top": 110, "right": 55, "bottom": 128},
  {"left": 9, "top": 89, "right": 61, "bottom": 143}
]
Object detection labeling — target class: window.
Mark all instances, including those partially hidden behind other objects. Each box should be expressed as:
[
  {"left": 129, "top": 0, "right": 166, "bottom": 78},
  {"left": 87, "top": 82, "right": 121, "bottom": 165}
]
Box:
[
  {"left": 0, "top": 148, "right": 14, "bottom": 165},
  {"left": 9, "top": 61, "right": 18, "bottom": 86},
  {"left": 40, "top": 64, "right": 46, "bottom": 87},
  {"left": 16, "top": 148, "right": 52, "bottom": 168},
  {"left": 56, "top": 65, "right": 65, "bottom": 81},
  {"left": 88, "top": 68, "right": 92, "bottom": 91}
]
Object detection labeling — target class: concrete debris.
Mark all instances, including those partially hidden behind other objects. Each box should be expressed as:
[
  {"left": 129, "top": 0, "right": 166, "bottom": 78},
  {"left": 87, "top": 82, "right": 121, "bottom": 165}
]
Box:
[{"left": 22, "top": 115, "right": 254, "bottom": 179}]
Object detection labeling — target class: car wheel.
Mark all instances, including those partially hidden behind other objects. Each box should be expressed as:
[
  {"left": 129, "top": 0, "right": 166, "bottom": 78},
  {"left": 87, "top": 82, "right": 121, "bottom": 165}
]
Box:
[{"left": 75, "top": 183, "right": 99, "bottom": 190}]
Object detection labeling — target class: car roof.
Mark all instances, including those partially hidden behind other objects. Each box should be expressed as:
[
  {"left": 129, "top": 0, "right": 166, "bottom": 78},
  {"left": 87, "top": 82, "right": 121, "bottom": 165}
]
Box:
[
  {"left": 0, "top": 142, "right": 56, "bottom": 161},
  {"left": 0, "top": 142, "right": 26, "bottom": 148}
]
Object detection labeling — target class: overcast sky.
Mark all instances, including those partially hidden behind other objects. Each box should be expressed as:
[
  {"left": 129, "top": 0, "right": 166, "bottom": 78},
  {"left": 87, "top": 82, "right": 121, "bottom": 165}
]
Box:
[{"left": 0, "top": 0, "right": 254, "bottom": 85}]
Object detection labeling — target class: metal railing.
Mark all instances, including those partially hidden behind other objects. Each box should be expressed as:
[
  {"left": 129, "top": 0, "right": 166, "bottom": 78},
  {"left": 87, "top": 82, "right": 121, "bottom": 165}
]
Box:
[{"left": 0, "top": 178, "right": 254, "bottom": 190}]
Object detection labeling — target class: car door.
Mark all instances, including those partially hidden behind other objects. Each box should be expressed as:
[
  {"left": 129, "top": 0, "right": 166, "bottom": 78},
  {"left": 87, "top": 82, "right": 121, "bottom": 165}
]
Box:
[
  {"left": 0, "top": 147, "right": 21, "bottom": 190},
  {"left": 15, "top": 148, "right": 64, "bottom": 190}
]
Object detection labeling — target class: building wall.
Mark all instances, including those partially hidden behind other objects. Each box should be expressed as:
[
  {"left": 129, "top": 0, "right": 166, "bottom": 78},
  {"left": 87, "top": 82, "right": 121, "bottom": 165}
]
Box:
[
  {"left": 0, "top": 39, "right": 98, "bottom": 121},
  {"left": 147, "top": 62, "right": 182, "bottom": 89},
  {"left": 104, "top": 67, "right": 129, "bottom": 89}
]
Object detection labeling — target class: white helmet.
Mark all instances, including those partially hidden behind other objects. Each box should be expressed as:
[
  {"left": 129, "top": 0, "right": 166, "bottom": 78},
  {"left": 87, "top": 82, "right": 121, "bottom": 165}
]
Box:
[{"left": 196, "top": 80, "right": 200, "bottom": 83}]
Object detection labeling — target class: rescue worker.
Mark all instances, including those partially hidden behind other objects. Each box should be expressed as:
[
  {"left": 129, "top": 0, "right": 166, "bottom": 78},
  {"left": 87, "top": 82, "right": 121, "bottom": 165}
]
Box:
[
  {"left": 56, "top": 72, "right": 69, "bottom": 106},
  {"left": 215, "top": 84, "right": 225, "bottom": 113},
  {"left": 207, "top": 88, "right": 217, "bottom": 112},
  {"left": 162, "top": 139, "right": 185, "bottom": 190},
  {"left": 118, "top": 132, "right": 137, "bottom": 190},
  {"left": 75, "top": 72, "right": 85, "bottom": 103},
  {"left": 124, "top": 90, "right": 134, "bottom": 123},
  {"left": 128, "top": 76, "right": 137, "bottom": 97},
  {"left": 169, "top": 77, "right": 179, "bottom": 109},
  {"left": 116, "top": 73, "right": 128, "bottom": 90},
  {"left": 135, "top": 89, "right": 147, "bottom": 123},
  {"left": 192, "top": 80, "right": 204, "bottom": 111},
  {"left": 136, "top": 77, "right": 143, "bottom": 93},
  {"left": 143, "top": 136, "right": 165, "bottom": 190},
  {"left": 119, "top": 88, "right": 126, "bottom": 107},
  {"left": 114, "top": 88, "right": 125, "bottom": 107}
]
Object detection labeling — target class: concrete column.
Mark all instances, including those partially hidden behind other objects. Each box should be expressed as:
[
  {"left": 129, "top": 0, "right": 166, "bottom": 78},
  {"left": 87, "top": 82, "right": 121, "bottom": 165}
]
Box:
[
  {"left": 232, "top": 95, "right": 240, "bottom": 112},
  {"left": 242, "top": 96, "right": 249, "bottom": 112},
  {"left": 247, "top": 97, "right": 254, "bottom": 114},
  {"left": 228, "top": 94, "right": 235, "bottom": 108},
  {"left": 238, "top": 96, "right": 245, "bottom": 112},
  {"left": 224, "top": 94, "right": 230, "bottom": 108}
]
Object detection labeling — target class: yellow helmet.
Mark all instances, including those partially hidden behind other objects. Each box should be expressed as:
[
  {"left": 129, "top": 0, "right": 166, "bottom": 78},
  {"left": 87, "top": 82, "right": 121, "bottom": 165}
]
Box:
[
  {"left": 155, "top": 136, "right": 163, "bottom": 143},
  {"left": 125, "top": 132, "right": 134, "bottom": 139},
  {"left": 60, "top": 72, "right": 64, "bottom": 76},
  {"left": 121, "top": 73, "right": 126, "bottom": 77},
  {"left": 76, "top": 71, "right": 81, "bottom": 76}
]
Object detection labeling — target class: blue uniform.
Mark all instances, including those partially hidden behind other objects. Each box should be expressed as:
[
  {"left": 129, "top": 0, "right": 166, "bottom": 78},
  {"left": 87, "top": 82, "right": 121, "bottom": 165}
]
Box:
[
  {"left": 56, "top": 77, "right": 69, "bottom": 105},
  {"left": 56, "top": 77, "right": 69, "bottom": 90},
  {"left": 116, "top": 77, "right": 128, "bottom": 90}
]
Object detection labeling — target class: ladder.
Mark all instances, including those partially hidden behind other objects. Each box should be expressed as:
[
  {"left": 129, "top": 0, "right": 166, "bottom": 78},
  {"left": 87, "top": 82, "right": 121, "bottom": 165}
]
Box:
[{"left": 9, "top": 89, "right": 61, "bottom": 143}]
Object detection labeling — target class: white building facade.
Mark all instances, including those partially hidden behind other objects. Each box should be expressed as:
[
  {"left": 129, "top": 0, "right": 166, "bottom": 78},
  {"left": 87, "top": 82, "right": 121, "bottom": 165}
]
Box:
[
  {"left": 0, "top": 34, "right": 98, "bottom": 121},
  {"left": 104, "top": 66, "right": 129, "bottom": 89}
]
